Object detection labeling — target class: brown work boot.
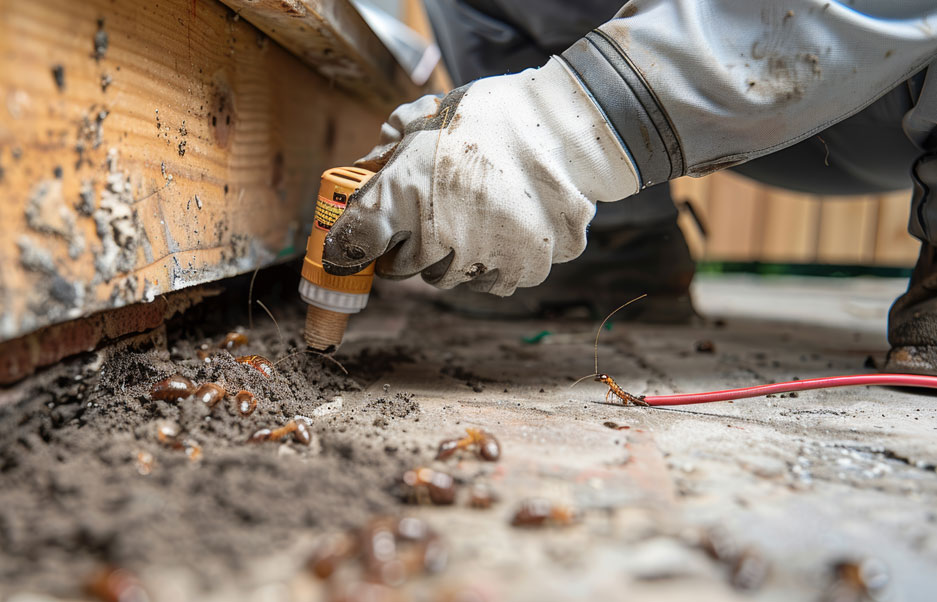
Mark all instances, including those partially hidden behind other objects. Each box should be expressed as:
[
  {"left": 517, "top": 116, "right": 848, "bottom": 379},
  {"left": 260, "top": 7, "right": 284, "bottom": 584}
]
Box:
[
  {"left": 886, "top": 242, "right": 937, "bottom": 374},
  {"left": 435, "top": 216, "right": 697, "bottom": 323}
]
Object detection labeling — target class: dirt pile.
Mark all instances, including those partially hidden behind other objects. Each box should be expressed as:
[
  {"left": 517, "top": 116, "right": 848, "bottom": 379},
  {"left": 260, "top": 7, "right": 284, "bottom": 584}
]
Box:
[{"left": 0, "top": 273, "right": 421, "bottom": 597}]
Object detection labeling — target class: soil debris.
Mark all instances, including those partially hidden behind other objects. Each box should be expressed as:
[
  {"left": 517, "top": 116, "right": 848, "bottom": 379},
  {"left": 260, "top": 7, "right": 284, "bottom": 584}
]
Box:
[
  {"left": 0, "top": 285, "right": 413, "bottom": 596},
  {"left": 51, "top": 64, "right": 65, "bottom": 91},
  {"left": 92, "top": 18, "right": 109, "bottom": 61}
]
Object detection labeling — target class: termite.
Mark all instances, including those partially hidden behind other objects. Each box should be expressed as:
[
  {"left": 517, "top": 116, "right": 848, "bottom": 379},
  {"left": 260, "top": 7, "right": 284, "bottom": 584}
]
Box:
[
  {"left": 194, "top": 383, "right": 226, "bottom": 408},
  {"left": 731, "top": 548, "right": 770, "bottom": 591},
  {"left": 234, "top": 390, "right": 257, "bottom": 415},
  {"left": 155, "top": 420, "right": 201, "bottom": 461},
  {"left": 435, "top": 428, "right": 500, "bottom": 461},
  {"left": 236, "top": 354, "right": 275, "bottom": 378},
  {"left": 150, "top": 374, "right": 196, "bottom": 401},
  {"left": 825, "top": 558, "right": 889, "bottom": 602},
  {"left": 510, "top": 498, "right": 580, "bottom": 527},
  {"left": 468, "top": 481, "right": 497, "bottom": 509},
  {"left": 402, "top": 467, "right": 456, "bottom": 505},
  {"left": 571, "top": 294, "right": 650, "bottom": 407},
  {"left": 220, "top": 331, "right": 248, "bottom": 350},
  {"left": 308, "top": 531, "right": 358, "bottom": 579},
  {"left": 135, "top": 451, "right": 154, "bottom": 475},
  {"left": 247, "top": 416, "right": 312, "bottom": 445},
  {"left": 85, "top": 566, "right": 148, "bottom": 602}
]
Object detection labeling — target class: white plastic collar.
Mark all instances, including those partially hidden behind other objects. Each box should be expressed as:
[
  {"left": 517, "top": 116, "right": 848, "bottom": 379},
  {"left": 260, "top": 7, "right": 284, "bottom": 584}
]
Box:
[{"left": 298, "top": 278, "right": 370, "bottom": 314}]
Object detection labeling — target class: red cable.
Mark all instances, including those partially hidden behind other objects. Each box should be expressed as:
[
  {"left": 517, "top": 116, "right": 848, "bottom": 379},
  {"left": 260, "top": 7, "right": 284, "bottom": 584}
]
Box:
[{"left": 642, "top": 373, "right": 937, "bottom": 406}]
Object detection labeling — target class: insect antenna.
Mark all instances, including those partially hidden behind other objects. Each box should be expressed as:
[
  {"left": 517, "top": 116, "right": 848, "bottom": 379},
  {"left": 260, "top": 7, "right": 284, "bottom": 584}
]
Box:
[
  {"left": 570, "top": 294, "right": 647, "bottom": 388},
  {"left": 255, "top": 299, "right": 284, "bottom": 347},
  {"left": 274, "top": 348, "right": 349, "bottom": 374},
  {"left": 592, "top": 294, "right": 647, "bottom": 375},
  {"left": 247, "top": 265, "right": 261, "bottom": 330},
  {"left": 570, "top": 373, "right": 599, "bottom": 389}
]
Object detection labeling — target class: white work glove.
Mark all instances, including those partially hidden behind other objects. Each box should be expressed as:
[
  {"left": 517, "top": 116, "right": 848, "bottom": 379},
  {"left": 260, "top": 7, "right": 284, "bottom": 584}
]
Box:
[{"left": 322, "top": 58, "right": 640, "bottom": 295}]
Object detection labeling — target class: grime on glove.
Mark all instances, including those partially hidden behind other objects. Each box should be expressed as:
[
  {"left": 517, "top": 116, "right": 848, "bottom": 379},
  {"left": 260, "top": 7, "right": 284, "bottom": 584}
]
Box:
[{"left": 321, "top": 58, "right": 640, "bottom": 296}]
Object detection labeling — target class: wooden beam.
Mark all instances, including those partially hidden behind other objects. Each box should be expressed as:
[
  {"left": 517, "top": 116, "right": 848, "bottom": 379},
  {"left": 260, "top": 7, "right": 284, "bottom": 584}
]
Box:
[
  {"left": 218, "top": 0, "right": 430, "bottom": 112},
  {"left": 0, "top": 0, "right": 385, "bottom": 343}
]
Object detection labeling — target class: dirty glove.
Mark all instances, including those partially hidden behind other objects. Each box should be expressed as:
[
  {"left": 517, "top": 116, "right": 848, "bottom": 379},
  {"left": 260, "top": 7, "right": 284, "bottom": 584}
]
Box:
[{"left": 322, "top": 58, "right": 640, "bottom": 295}]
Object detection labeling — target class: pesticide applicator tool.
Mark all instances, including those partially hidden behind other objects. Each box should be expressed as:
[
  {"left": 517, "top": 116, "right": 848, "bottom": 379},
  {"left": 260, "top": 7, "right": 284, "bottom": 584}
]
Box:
[{"left": 298, "top": 167, "right": 375, "bottom": 351}]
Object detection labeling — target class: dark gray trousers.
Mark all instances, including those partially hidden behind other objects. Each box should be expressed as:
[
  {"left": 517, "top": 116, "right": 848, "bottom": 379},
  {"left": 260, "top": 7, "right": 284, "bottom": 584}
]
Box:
[{"left": 426, "top": 0, "right": 937, "bottom": 243}]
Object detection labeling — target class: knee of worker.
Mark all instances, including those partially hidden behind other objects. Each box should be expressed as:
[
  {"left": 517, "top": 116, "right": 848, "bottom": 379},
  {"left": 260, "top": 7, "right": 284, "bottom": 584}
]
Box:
[{"left": 590, "top": 183, "right": 677, "bottom": 232}]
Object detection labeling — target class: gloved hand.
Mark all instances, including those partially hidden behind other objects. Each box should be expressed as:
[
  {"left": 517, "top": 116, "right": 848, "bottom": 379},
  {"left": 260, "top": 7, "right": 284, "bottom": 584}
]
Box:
[{"left": 322, "top": 58, "right": 640, "bottom": 295}]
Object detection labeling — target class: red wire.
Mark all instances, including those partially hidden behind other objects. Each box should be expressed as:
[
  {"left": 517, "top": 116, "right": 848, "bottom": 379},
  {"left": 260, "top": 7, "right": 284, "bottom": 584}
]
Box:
[{"left": 642, "top": 373, "right": 937, "bottom": 406}]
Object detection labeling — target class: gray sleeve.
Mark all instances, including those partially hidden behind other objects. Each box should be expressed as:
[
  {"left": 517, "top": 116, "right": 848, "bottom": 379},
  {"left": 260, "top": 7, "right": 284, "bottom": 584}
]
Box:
[{"left": 560, "top": 0, "right": 937, "bottom": 185}]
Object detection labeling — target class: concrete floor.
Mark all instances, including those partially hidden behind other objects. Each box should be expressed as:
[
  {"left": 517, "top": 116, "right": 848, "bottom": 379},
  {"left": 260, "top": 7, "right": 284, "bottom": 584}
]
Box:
[
  {"left": 306, "top": 274, "right": 936, "bottom": 602},
  {"left": 10, "top": 274, "right": 937, "bottom": 602}
]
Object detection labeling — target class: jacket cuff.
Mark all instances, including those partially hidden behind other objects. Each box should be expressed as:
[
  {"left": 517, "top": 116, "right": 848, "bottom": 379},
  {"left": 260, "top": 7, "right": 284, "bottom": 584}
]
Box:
[{"left": 560, "top": 31, "right": 685, "bottom": 188}]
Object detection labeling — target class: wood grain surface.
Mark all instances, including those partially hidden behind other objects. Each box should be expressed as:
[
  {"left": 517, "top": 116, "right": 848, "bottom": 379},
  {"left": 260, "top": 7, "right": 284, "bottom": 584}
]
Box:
[{"left": 0, "top": 0, "right": 388, "bottom": 343}]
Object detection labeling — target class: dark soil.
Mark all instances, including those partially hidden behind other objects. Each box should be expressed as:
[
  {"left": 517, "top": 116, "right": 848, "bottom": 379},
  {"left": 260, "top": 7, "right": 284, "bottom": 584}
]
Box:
[{"left": 0, "top": 267, "right": 421, "bottom": 597}]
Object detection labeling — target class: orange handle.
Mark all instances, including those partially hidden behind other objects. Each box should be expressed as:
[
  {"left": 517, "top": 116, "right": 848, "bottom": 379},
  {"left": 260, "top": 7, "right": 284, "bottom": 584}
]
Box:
[{"left": 300, "top": 167, "right": 376, "bottom": 294}]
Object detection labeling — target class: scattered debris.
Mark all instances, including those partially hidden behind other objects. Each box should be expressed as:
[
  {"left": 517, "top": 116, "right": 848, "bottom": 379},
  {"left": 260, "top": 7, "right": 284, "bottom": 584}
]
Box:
[
  {"left": 155, "top": 419, "right": 201, "bottom": 461},
  {"left": 76, "top": 106, "right": 110, "bottom": 168},
  {"left": 24, "top": 178, "right": 85, "bottom": 258},
  {"left": 92, "top": 149, "right": 144, "bottom": 282},
  {"left": 308, "top": 516, "right": 447, "bottom": 587},
  {"left": 731, "top": 548, "right": 770, "bottom": 591},
  {"left": 522, "top": 330, "right": 552, "bottom": 344},
  {"left": 51, "top": 64, "right": 65, "bottom": 91},
  {"left": 92, "top": 18, "right": 109, "bottom": 61},
  {"left": 100, "top": 72, "right": 113, "bottom": 92},
  {"left": 17, "top": 235, "right": 57, "bottom": 274},
  {"left": 698, "top": 527, "right": 769, "bottom": 591},
  {"left": 134, "top": 451, "right": 155, "bottom": 476},
  {"left": 77, "top": 180, "right": 96, "bottom": 216}
]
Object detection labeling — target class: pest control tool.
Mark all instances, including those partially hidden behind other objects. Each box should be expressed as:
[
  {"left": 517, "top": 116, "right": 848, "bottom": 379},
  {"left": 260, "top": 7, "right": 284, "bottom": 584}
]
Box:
[{"left": 298, "top": 167, "right": 376, "bottom": 351}]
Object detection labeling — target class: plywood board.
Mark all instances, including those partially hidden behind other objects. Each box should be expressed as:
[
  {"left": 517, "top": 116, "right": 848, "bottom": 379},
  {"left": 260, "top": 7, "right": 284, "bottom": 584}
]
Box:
[{"left": 0, "top": 0, "right": 385, "bottom": 342}]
